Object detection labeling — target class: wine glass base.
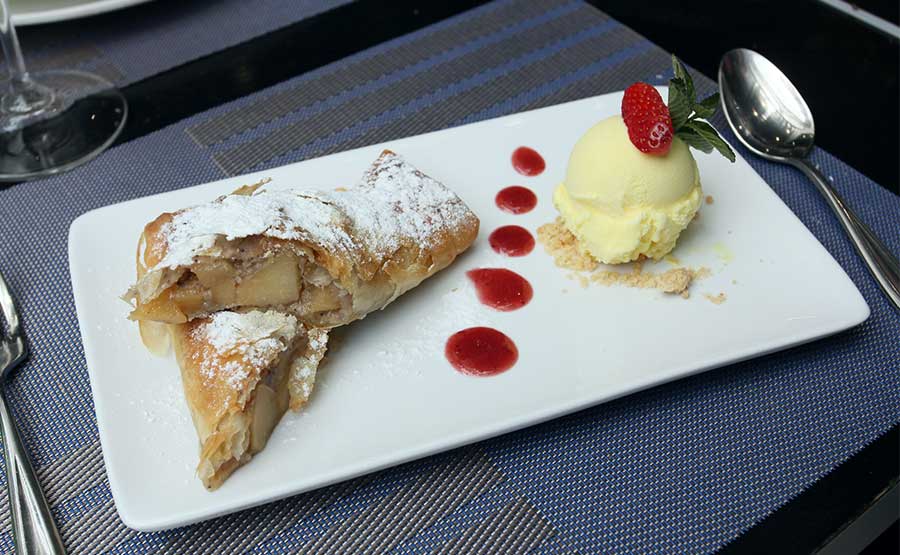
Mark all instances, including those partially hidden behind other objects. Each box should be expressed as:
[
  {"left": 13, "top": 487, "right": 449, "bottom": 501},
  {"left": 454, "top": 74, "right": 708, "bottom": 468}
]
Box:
[{"left": 0, "top": 70, "right": 127, "bottom": 182}]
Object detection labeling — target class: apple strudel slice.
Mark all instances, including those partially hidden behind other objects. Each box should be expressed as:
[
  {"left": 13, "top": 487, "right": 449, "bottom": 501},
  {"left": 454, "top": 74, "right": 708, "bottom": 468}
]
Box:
[
  {"left": 124, "top": 150, "right": 479, "bottom": 328},
  {"left": 170, "top": 309, "right": 328, "bottom": 489}
]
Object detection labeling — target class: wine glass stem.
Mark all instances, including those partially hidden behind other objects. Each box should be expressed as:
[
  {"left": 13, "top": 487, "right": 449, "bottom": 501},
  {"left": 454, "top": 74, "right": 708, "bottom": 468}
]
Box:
[
  {"left": 0, "top": 0, "right": 52, "bottom": 114},
  {"left": 0, "top": 0, "right": 25, "bottom": 80}
]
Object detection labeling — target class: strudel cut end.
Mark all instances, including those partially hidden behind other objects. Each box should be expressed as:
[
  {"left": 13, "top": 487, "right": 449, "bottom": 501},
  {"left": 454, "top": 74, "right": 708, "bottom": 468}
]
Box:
[
  {"left": 124, "top": 150, "right": 479, "bottom": 328},
  {"left": 170, "top": 310, "right": 329, "bottom": 490}
]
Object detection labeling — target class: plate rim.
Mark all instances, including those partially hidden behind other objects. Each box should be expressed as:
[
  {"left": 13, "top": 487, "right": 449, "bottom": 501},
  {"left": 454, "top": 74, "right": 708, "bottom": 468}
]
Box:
[{"left": 11, "top": 0, "right": 154, "bottom": 26}]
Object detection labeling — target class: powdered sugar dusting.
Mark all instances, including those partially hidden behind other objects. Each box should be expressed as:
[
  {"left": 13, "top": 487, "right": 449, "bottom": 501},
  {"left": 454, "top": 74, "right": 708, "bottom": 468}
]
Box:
[
  {"left": 322, "top": 151, "right": 470, "bottom": 255},
  {"left": 192, "top": 311, "right": 299, "bottom": 390},
  {"left": 151, "top": 151, "right": 475, "bottom": 272},
  {"left": 155, "top": 191, "right": 353, "bottom": 271},
  {"left": 365, "top": 282, "right": 486, "bottom": 379}
]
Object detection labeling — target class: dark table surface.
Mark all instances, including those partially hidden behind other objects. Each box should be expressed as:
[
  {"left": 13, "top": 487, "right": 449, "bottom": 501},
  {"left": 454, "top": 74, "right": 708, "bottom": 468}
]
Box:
[{"left": 116, "top": 0, "right": 899, "bottom": 552}]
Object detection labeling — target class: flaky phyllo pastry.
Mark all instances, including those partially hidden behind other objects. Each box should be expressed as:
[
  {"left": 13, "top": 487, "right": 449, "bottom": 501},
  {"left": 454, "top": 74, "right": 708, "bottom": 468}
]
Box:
[
  {"left": 125, "top": 150, "right": 479, "bottom": 328},
  {"left": 172, "top": 311, "right": 327, "bottom": 489},
  {"left": 126, "top": 151, "right": 479, "bottom": 489}
]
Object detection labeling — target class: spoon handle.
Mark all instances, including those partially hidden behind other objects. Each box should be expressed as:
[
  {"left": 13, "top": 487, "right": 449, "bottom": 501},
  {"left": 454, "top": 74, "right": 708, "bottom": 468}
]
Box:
[{"left": 792, "top": 159, "right": 900, "bottom": 310}]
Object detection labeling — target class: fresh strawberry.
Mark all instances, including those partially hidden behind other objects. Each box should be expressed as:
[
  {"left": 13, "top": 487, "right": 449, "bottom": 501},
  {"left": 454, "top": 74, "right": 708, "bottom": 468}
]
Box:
[
  {"left": 621, "top": 82, "right": 673, "bottom": 154},
  {"left": 621, "top": 83, "right": 666, "bottom": 121},
  {"left": 626, "top": 112, "right": 674, "bottom": 154}
]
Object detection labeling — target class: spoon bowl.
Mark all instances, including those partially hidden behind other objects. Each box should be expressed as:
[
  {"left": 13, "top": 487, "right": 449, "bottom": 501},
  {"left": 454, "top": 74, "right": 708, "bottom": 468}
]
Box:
[
  {"left": 719, "top": 49, "right": 815, "bottom": 161},
  {"left": 718, "top": 48, "right": 899, "bottom": 310}
]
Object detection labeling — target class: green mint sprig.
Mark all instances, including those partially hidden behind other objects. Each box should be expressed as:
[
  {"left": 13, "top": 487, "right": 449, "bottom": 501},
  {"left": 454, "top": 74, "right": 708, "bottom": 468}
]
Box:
[{"left": 668, "top": 55, "right": 736, "bottom": 162}]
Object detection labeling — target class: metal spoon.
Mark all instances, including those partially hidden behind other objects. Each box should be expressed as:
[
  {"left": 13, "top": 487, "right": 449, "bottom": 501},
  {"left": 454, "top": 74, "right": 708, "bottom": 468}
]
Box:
[{"left": 718, "top": 48, "right": 899, "bottom": 310}]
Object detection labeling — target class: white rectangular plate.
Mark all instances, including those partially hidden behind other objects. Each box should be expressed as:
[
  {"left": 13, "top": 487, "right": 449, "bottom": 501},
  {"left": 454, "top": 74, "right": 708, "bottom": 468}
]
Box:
[{"left": 69, "top": 91, "right": 869, "bottom": 531}]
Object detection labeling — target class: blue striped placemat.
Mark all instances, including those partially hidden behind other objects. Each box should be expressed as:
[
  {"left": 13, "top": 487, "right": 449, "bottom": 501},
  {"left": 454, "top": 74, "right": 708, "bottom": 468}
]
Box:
[{"left": 0, "top": 0, "right": 897, "bottom": 552}]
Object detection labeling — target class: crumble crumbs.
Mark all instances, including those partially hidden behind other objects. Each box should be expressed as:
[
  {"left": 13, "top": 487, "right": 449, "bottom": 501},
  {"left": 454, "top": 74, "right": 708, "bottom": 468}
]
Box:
[
  {"left": 705, "top": 195, "right": 714, "bottom": 205},
  {"left": 591, "top": 266, "right": 701, "bottom": 298},
  {"left": 704, "top": 292, "right": 727, "bottom": 305},
  {"left": 538, "top": 218, "right": 710, "bottom": 298},
  {"left": 566, "top": 272, "right": 590, "bottom": 288},
  {"left": 537, "top": 218, "right": 598, "bottom": 271}
]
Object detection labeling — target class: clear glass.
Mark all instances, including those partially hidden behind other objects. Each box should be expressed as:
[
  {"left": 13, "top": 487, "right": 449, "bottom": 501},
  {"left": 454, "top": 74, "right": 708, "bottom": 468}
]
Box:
[{"left": 0, "top": 0, "right": 127, "bottom": 181}]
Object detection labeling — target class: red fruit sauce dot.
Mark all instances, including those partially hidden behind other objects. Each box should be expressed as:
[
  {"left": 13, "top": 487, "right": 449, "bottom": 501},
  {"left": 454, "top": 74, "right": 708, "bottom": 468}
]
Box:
[
  {"left": 495, "top": 185, "right": 537, "bottom": 214},
  {"left": 511, "top": 147, "right": 545, "bottom": 176},
  {"left": 466, "top": 268, "right": 533, "bottom": 311},
  {"left": 488, "top": 225, "right": 535, "bottom": 257},
  {"left": 445, "top": 327, "right": 519, "bottom": 376}
]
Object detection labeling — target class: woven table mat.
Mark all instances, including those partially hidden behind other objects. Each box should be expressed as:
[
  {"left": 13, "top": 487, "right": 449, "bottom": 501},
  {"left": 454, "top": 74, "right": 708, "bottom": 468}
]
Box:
[
  {"left": 0, "top": 0, "right": 897, "bottom": 553},
  {"left": 12, "top": 0, "right": 350, "bottom": 86}
]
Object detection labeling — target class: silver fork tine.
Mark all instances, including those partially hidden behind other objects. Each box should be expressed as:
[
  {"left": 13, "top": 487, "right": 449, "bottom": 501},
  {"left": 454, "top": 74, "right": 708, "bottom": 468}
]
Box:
[{"left": 0, "top": 270, "right": 21, "bottom": 338}]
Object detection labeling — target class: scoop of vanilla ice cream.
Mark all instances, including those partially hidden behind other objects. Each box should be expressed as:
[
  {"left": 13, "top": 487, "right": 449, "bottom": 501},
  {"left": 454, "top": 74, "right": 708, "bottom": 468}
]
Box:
[{"left": 553, "top": 115, "right": 701, "bottom": 264}]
